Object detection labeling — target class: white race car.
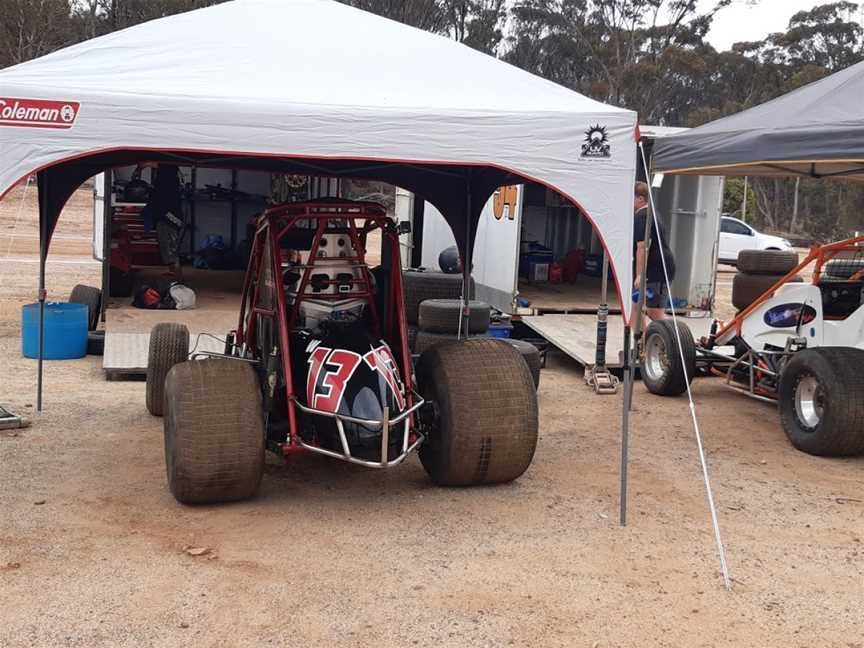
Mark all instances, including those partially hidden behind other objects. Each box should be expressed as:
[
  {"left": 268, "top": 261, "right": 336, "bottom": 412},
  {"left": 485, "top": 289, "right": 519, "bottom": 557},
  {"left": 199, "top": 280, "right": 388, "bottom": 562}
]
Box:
[{"left": 641, "top": 239, "right": 864, "bottom": 457}]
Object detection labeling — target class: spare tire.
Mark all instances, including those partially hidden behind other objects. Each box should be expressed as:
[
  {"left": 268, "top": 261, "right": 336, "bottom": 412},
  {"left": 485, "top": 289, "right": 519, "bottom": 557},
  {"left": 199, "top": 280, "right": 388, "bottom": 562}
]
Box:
[
  {"left": 407, "top": 325, "right": 418, "bottom": 353},
  {"left": 736, "top": 249, "right": 798, "bottom": 275},
  {"left": 69, "top": 284, "right": 102, "bottom": 331},
  {"left": 732, "top": 272, "right": 803, "bottom": 311},
  {"left": 823, "top": 258, "right": 864, "bottom": 279},
  {"left": 418, "top": 299, "right": 490, "bottom": 334},
  {"left": 415, "top": 330, "right": 489, "bottom": 355},
  {"left": 87, "top": 330, "right": 105, "bottom": 356},
  {"left": 402, "top": 270, "right": 475, "bottom": 325},
  {"left": 495, "top": 338, "right": 541, "bottom": 389}
]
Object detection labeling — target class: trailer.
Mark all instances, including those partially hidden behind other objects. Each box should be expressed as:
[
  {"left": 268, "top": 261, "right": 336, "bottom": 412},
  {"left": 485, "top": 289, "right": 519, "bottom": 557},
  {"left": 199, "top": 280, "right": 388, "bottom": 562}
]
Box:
[{"left": 397, "top": 128, "right": 725, "bottom": 367}]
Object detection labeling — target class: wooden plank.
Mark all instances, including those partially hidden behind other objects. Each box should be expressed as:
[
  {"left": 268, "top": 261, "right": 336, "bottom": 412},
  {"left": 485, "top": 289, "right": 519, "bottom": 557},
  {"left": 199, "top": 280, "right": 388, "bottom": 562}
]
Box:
[
  {"left": 517, "top": 276, "right": 622, "bottom": 314},
  {"left": 522, "top": 314, "right": 712, "bottom": 368},
  {"left": 103, "top": 332, "right": 224, "bottom": 376}
]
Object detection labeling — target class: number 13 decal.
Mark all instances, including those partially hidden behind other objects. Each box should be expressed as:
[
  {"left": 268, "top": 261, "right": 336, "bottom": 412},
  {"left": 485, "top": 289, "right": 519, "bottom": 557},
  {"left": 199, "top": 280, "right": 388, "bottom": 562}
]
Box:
[{"left": 307, "top": 346, "right": 362, "bottom": 413}]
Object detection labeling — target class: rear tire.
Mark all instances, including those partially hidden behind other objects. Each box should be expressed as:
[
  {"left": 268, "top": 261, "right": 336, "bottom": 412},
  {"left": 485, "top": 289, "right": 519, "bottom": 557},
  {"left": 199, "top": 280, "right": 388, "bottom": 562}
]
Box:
[
  {"left": 736, "top": 249, "right": 798, "bottom": 275},
  {"left": 417, "top": 338, "right": 538, "bottom": 486},
  {"left": 418, "top": 299, "right": 490, "bottom": 334},
  {"left": 778, "top": 348, "right": 864, "bottom": 456},
  {"left": 69, "top": 284, "right": 102, "bottom": 331},
  {"left": 640, "top": 320, "right": 696, "bottom": 396},
  {"left": 87, "top": 330, "right": 105, "bottom": 356},
  {"left": 495, "top": 338, "right": 541, "bottom": 389},
  {"left": 732, "top": 272, "right": 803, "bottom": 310},
  {"left": 146, "top": 323, "right": 189, "bottom": 416},
  {"left": 164, "top": 360, "right": 265, "bottom": 504}
]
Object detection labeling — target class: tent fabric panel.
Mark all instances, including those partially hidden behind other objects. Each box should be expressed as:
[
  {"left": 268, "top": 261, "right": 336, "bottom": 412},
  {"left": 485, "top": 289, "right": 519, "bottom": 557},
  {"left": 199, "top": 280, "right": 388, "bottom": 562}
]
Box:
[
  {"left": 0, "top": 0, "right": 638, "bottom": 321},
  {"left": 652, "top": 59, "right": 864, "bottom": 178}
]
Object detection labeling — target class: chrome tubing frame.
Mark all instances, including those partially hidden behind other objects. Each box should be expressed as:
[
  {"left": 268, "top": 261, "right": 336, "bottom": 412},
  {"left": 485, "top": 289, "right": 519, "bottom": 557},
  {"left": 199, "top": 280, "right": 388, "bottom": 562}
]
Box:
[{"left": 290, "top": 392, "right": 426, "bottom": 469}]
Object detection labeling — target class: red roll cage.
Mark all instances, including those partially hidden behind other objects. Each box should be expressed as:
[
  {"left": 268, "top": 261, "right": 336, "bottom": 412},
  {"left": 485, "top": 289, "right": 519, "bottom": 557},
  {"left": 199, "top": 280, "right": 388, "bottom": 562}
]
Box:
[{"left": 233, "top": 199, "right": 415, "bottom": 456}]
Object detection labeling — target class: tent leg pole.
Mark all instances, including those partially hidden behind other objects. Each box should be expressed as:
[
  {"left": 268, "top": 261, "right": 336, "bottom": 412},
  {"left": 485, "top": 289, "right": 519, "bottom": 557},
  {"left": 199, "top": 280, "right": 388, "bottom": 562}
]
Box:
[
  {"left": 619, "top": 325, "right": 632, "bottom": 526},
  {"left": 460, "top": 177, "right": 472, "bottom": 339},
  {"left": 37, "top": 173, "right": 49, "bottom": 413}
]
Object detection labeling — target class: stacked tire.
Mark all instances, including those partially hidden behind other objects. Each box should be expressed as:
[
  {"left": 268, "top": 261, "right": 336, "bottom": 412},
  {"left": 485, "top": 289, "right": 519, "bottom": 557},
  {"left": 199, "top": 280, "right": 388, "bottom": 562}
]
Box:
[
  {"left": 414, "top": 298, "right": 491, "bottom": 354},
  {"left": 731, "top": 250, "right": 801, "bottom": 311},
  {"left": 403, "top": 269, "right": 475, "bottom": 350},
  {"left": 413, "top": 297, "right": 542, "bottom": 390}
]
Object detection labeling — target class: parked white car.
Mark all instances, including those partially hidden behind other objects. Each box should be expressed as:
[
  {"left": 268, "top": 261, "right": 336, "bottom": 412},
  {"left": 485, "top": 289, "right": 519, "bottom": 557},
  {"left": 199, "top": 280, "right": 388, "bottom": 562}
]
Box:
[{"left": 718, "top": 216, "right": 792, "bottom": 265}]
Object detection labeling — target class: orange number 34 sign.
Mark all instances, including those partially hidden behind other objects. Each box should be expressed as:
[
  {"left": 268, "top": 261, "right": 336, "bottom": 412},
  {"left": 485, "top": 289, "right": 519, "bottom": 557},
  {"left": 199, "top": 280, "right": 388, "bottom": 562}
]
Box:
[{"left": 493, "top": 185, "right": 519, "bottom": 221}]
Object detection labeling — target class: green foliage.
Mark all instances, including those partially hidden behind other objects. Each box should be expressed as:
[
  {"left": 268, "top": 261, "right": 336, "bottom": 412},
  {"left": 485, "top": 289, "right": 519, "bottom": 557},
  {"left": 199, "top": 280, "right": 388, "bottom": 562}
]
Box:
[{"left": 722, "top": 178, "right": 756, "bottom": 220}]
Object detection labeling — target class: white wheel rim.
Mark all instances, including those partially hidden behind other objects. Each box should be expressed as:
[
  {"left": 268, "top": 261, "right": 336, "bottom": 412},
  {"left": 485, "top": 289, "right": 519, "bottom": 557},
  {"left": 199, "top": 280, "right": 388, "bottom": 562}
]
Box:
[
  {"left": 795, "top": 375, "right": 823, "bottom": 430},
  {"left": 644, "top": 334, "right": 668, "bottom": 382}
]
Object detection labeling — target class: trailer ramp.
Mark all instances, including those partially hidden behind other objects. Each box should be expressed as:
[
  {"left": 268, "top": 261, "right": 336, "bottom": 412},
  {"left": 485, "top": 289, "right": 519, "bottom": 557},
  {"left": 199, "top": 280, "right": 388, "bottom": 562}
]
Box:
[{"left": 522, "top": 314, "right": 712, "bottom": 368}]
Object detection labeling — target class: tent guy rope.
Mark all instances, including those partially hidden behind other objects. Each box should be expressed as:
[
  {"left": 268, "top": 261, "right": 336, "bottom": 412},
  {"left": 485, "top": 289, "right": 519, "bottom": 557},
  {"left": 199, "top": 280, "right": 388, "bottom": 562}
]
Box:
[{"left": 638, "top": 141, "right": 732, "bottom": 590}]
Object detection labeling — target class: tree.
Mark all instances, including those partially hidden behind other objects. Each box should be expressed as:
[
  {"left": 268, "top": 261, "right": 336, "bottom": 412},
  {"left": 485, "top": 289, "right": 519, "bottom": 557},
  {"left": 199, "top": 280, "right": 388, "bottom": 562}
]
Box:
[
  {"left": 69, "top": 0, "right": 229, "bottom": 38},
  {"left": 336, "top": 0, "right": 507, "bottom": 53},
  {"left": 0, "top": 0, "right": 73, "bottom": 68},
  {"left": 504, "top": 0, "right": 733, "bottom": 124}
]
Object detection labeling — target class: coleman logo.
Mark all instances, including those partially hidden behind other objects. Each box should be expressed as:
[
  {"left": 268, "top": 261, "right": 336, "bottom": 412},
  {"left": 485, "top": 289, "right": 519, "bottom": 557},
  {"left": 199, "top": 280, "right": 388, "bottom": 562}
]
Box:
[
  {"left": 0, "top": 98, "right": 80, "bottom": 129},
  {"left": 581, "top": 124, "right": 611, "bottom": 159}
]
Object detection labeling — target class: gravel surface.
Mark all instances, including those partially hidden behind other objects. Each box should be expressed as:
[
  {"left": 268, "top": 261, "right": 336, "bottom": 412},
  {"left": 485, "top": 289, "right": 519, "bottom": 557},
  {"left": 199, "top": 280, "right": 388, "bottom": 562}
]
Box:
[{"left": 1, "top": 188, "right": 862, "bottom": 647}]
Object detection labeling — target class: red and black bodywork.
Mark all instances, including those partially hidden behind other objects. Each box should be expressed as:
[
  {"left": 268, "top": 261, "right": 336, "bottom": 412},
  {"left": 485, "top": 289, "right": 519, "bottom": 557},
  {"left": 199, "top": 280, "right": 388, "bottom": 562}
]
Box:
[{"left": 232, "top": 199, "right": 423, "bottom": 467}]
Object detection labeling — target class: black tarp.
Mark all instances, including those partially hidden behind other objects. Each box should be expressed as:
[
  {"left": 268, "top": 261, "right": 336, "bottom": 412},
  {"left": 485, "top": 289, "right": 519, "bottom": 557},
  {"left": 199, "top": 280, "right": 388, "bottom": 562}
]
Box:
[{"left": 652, "top": 60, "right": 864, "bottom": 181}]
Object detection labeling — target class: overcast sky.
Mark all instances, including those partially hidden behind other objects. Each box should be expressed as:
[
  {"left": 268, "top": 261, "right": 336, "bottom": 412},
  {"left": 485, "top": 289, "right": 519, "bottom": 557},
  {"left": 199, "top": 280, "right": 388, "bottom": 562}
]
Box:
[{"left": 699, "top": 0, "right": 863, "bottom": 51}]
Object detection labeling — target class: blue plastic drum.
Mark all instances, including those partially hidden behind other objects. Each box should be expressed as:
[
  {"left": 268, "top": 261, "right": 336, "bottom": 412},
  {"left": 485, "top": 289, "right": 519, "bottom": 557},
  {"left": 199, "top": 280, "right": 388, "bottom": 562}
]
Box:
[{"left": 21, "top": 303, "right": 88, "bottom": 360}]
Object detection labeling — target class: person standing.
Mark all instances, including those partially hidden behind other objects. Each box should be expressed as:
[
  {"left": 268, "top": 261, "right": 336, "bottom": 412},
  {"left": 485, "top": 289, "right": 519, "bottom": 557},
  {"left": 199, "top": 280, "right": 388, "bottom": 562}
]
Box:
[
  {"left": 632, "top": 181, "right": 675, "bottom": 326},
  {"left": 141, "top": 164, "right": 185, "bottom": 279}
]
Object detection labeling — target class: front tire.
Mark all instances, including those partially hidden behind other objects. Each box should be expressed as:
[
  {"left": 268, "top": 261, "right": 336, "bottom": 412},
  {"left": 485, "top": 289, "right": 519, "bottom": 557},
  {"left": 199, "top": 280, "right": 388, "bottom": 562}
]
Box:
[
  {"left": 417, "top": 338, "right": 538, "bottom": 486},
  {"left": 164, "top": 360, "right": 265, "bottom": 504},
  {"left": 778, "top": 348, "right": 864, "bottom": 456},
  {"left": 640, "top": 320, "right": 696, "bottom": 396},
  {"left": 146, "top": 323, "right": 189, "bottom": 416}
]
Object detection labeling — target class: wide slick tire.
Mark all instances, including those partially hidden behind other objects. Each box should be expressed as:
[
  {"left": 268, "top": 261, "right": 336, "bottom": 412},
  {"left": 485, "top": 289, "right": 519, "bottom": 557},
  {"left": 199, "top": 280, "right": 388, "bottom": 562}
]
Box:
[
  {"left": 418, "top": 299, "right": 491, "bottom": 334},
  {"left": 164, "top": 360, "right": 265, "bottom": 504},
  {"left": 146, "top": 323, "right": 189, "bottom": 416},
  {"left": 417, "top": 338, "right": 538, "bottom": 486},
  {"left": 732, "top": 272, "right": 803, "bottom": 310},
  {"left": 495, "top": 338, "right": 541, "bottom": 389},
  {"left": 778, "top": 348, "right": 864, "bottom": 457},
  {"left": 69, "top": 284, "right": 102, "bottom": 331},
  {"left": 736, "top": 249, "right": 799, "bottom": 275},
  {"left": 640, "top": 319, "right": 696, "bottom": 396}
]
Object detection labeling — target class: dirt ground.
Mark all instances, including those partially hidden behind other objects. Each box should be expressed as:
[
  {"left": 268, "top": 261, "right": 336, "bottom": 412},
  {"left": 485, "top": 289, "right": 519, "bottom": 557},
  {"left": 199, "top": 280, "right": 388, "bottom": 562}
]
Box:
[{"left": 1, "top": 187, "right": 862, "bottom": 648}]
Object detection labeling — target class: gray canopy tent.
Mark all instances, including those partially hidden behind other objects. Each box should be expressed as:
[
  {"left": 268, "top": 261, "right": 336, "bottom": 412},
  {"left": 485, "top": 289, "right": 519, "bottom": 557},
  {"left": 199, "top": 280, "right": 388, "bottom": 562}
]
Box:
[{"left": 652, "top": 59, "right": 864, "bottom": 181}]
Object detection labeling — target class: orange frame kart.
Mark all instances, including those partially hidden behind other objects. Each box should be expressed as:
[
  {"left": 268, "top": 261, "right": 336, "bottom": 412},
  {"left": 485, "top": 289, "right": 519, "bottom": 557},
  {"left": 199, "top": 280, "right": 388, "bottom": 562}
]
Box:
[{"left": 639, "top": 237, "right": 864, "bottom": 458}]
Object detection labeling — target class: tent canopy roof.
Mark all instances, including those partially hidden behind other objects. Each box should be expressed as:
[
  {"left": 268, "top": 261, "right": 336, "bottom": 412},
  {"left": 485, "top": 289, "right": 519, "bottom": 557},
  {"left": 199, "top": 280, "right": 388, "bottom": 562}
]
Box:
[
  {"left": 0, "top": 0, "right": 614, "bottom": 115},
  {"left": 652, "top": 60, "right": 864, "bottom": 181},
  {"left": 0, "top": 0, "right": 637, "bottom": 318}
]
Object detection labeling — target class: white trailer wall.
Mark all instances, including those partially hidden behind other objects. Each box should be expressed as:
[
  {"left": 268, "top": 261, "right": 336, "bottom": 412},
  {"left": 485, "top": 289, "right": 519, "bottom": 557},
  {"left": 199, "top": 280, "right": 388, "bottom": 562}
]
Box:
[
  {"left": 405, "top": 173, "right": 724, "bottom": 315},
  {"left": 418, "top": 186, "right": 522, "bottom": 312}
]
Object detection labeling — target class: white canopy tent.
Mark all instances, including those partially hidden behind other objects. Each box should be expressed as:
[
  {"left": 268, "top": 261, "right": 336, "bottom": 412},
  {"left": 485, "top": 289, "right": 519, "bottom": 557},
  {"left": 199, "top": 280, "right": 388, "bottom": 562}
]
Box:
[
  {"left": 0, "top": 0, "right": 637, "bottom": 297},
  {"left": 0, "top": 0, "right": 638, "bottom": 416}
]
